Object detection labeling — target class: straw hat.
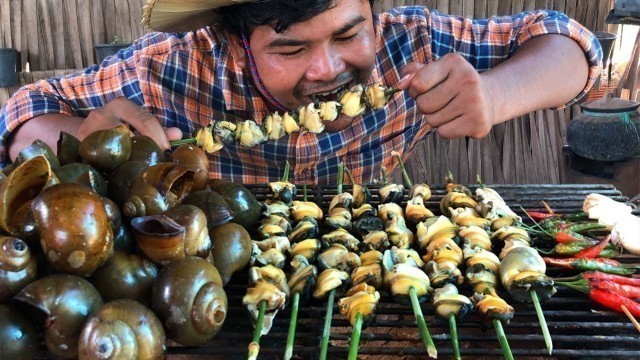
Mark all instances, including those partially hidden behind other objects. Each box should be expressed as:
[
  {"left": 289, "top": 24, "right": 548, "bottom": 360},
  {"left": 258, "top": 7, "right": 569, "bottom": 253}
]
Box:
[{"left": 142, "top": 0, "right": 257, "bottom": 32}]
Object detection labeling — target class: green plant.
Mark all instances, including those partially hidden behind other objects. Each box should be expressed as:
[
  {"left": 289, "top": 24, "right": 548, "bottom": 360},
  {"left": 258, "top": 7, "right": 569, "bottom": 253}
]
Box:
[{"left": 111, "top": 36, "right": 121, "bottom": 45}]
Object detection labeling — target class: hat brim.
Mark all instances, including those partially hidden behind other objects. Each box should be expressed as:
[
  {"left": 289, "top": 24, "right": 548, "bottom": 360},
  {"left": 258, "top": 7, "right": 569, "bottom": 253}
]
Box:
[{"left": 142, "top": 0, "right": 254, "bottom": 32}]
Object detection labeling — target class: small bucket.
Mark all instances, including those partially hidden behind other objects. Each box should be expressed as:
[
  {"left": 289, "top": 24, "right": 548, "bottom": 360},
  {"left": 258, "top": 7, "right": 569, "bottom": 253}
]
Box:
[{"left": 0, "top": 48, "right": 19, "bottom": 87}]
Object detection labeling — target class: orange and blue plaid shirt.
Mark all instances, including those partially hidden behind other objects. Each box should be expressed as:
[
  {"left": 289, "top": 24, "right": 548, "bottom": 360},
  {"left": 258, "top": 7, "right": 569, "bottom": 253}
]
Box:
[{"left": 0, "top": 7, "right": 601, "bottom": 184}]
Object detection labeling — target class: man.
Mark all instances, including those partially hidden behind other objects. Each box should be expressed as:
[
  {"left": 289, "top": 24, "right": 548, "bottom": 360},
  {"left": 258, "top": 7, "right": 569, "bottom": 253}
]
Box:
[{"left": 0, "top": 0, "right": 600, "bottom": 184}]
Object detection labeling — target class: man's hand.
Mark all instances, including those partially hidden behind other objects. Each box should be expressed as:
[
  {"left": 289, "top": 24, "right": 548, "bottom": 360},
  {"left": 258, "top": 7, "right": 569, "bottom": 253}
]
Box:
[
  {"left": 396, "top": 53, "right": 497, "bottom": 139},
  {"left": 78, "top": 97, "right": 182, "bottom": 150}
]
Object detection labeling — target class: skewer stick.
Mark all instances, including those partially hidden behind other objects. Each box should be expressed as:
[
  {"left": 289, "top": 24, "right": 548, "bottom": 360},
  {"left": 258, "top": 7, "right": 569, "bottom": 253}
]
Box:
[
  {"left": 531, "top": 290, "right": 553, "bottom": 354},
  {"left": 282, "top": 160, "right": 290, "bottom": 182},
  {"left": 621, "top": 305, "right": 640, "bottom": 333},
  {"left": 319, "top": 290, "right": 335, "bottom": 360},
  {"left": 284, "top": 184, "right": 309, "bottom": 360},
  {"left": 449, "top": 315, "right": 461, "bottom": 360},
  {"left": 248, "top": 300, "right": 267, "bottom": 360},
  {"left": 284, "top": 292, "right": 300, "bottom": 360},
  {"left": 392, "top": 151, "right": 413, "bottom": 188},
  {"left": 348, "top": 312, "right": 364, "bottom": 360},
  {"left": 320, "top": 163, "right": 344, "bottom": 360},
  {"left": 409, "top": 286, "right": 437, "bottom": 358},
  {"left": 492, "top": 319, "right": 514, "bottom": 360}
]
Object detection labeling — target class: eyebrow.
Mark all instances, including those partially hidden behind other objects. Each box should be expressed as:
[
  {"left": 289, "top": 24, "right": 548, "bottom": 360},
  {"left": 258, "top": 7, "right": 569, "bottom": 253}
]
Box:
[{"left": 267, "top": 15, "right": 366, "bottom": 48}]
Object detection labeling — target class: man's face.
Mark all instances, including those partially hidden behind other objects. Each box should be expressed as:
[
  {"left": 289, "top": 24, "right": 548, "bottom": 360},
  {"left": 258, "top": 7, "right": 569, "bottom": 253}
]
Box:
[{"left": 247, "top": 0, "right": 376, "bottom": 129}]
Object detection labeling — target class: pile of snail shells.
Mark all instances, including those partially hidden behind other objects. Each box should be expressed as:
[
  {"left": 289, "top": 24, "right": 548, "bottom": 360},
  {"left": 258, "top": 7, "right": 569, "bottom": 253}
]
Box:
[{"left": 0, "top": 125, "right": 259, "bottom": 358}]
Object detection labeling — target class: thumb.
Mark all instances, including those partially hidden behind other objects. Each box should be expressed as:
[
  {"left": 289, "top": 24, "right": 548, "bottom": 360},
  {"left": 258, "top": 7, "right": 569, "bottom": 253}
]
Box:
[
  {"left": 164, "top": 127, "right": 183, "bottom": 142},
  {"left": 396, "top": 62, "right": 424, "bottom": 90}
]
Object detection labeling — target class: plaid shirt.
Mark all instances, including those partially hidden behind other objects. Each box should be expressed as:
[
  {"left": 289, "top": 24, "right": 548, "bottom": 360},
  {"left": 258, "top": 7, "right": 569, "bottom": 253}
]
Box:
[{"left": 0, "top": 7, "right": 601, "bottom": 184}]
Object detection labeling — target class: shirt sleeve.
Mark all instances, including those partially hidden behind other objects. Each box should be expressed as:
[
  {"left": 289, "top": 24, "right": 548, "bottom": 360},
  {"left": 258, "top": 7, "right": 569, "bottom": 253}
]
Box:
[
  {"left": 428, "top": 9, "right": 602, "bottom": 107},
  {"left": 0, "top": 44, "right": 146, "bottom": 167}
]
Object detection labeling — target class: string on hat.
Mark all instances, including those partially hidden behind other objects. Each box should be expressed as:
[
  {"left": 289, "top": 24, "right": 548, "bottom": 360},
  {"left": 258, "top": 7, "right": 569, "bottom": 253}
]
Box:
[{"left": 241, "top": 33, "right": 290, "bottom": 112}]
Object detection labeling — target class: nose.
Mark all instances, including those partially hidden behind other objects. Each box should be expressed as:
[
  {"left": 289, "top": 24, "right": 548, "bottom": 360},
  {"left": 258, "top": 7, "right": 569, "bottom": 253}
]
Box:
[{"left": 305, "top": 45, "right": 346, "bottom": 82}]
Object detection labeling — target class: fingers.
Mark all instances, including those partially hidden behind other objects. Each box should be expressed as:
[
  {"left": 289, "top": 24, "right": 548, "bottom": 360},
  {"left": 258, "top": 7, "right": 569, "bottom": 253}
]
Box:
[
  {"left": 108, "top": 97, "right": 172, "bottom": 150},
  {"left": 405, "top": 57, "right": 454, "bottom": 99},
  {"left": 395, "top": 62, "right": 423, "bottom": 90}
]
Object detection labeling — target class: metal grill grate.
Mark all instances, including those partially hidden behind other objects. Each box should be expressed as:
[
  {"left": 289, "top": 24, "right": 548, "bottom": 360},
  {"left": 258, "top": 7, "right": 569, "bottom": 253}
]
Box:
[{"left": 167, "top": 184, "right": 640, "bottom": 359}]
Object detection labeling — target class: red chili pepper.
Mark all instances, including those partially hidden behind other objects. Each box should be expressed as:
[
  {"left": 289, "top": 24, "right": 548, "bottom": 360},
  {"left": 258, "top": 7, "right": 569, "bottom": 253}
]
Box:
[
  {"left": 582, "top": 271, "right": 640, "bottom": 286},
  {"left": 526, "top": 211, "right": 557, "bottom": 221},
  {"left": 553, "top": 231, "right": 597, "bottom": 244},
  {"left": 590, "top": 280, "right": 640, "bottom": 300},
  {"left": 574, "top": 235, "right": 611, "bottom": 259},
  {"left": 590, "top": 287, "right": 640, "bottom": 317}
]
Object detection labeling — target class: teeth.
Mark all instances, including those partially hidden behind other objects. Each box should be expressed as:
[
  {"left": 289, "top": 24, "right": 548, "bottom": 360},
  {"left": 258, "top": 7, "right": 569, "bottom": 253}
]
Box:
[{"left": 312, "top": 85, "right": 344, "bottom": 100}]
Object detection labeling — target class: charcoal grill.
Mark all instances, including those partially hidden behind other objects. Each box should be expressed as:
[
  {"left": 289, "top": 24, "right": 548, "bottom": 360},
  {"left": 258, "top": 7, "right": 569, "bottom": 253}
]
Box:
[{"left": 102, "top": 185, "right": 640, "bottom": 358}]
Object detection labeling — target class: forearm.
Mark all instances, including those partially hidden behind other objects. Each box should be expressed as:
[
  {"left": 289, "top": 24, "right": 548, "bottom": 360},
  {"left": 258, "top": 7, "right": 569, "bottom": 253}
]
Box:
[
  {"left": 482, "top": 34, "right": 589, "bottom": 124},
  {"left": 9, "top": 114, "right": 83, "bottom": 162}
]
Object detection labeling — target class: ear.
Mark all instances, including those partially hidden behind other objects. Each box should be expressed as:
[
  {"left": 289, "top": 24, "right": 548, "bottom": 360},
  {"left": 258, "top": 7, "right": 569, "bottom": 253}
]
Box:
[{"left": 226, "top": 31, "right": 247, "bottom": 68}]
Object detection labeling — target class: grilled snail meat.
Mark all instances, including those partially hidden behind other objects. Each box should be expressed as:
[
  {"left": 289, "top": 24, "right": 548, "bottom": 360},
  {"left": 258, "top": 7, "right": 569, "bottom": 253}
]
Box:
[{"left": 338, "top": 283, "right": 380, "bottom": 326}]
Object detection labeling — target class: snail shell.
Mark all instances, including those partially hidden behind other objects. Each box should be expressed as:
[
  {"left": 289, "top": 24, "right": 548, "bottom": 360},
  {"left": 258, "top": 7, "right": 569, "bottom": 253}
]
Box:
[
  {"left": 78, "top": 299, "right": 165, "bottom": 360},
  {"left": 209, "top": 222, "right": 252, "bottom": 285},
  {"left": 123, "top": 163, "right": 195, "bottom": 218},
  {"left": 14, "top": 274, "right": 103, "bottom": 359},
  {"left": 163, "top": 204, "right": 211, "bottom": 258},
  {"left": 79, "top": 125, "right": 132, "bottom": 173},
  {"left": 170, "top": 144, "right": 210, "bottom": 191},
  {"left": 0, "top": 305, "right": 38, "bottom": 359},
  {"left": 0, "top": 236, "right": 37, "bottom": 302},
  {"left": 151, "top": 256, "right": 227, "bottom": 346},
  {"left": 32, "top": 183, "right": 114, "bottom": 277},
  {"left": 90, "top": 251, "right": 158, "bottom": 305},
  {"left": 131, "top": 215, "right": 186, "bottom": 265},
  {"left": 0, "top": 155, "right": 59, "bottom": 239},
  {"left": 129, "top": 135, "right": 166, "bottom": 166}
]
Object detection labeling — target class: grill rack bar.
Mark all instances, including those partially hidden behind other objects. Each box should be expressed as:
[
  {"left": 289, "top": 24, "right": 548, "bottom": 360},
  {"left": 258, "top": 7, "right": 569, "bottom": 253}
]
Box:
[{"left": 166, "top": 184, "right": 639, "bottom": 358}]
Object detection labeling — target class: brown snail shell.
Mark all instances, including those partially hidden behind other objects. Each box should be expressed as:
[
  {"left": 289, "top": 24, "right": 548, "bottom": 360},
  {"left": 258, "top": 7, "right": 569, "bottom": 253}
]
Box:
[
  {"left": 14, "top": 274, "right": 103, "bottom": 359},
  {"left": 170, "top": 144, "right": 210, "bottom": 191},
  {"left": 79, "top": 125, "right": 132, "bottom": 173},
  {"left": 57, "top": 131, "right": 82, "bottom": 166},
  {"left": 90, "top": 251, "right": 158, "bottom": 305},
  {"left": 15, "top": 139, "right": 61, "bottom": 170},
  {"left": 0, "top": 236, "right": 37, "bottom": 302},
  {"left": 0, "top": 305, "right": 38, "bottom": 359},
  {"left": 209, "top": 222, "right": 252, "bottom": 285},
  {"left": 55, "top": 163, "right": 108, "bottom": 197},
  {"left": 151, "top": 256, "right": 227, "bottom": 346},
  {"left": 32, "top": 183, "right": 114, "bottom": 277},
  {"left": 163, "top": 204, "right": 211, "bottom": 258},
  {"left": 107, "top": 161, "right": 149, "bottom": 208},
  {"left": 129, "top": 135, "right": 166, "bottom": 166},
  {"left": 78, "top": 299, "right": 165, "bottom": 360},
  {"left": 131, "top": 215, "right": 186, "bottom": 265},
  {"left": 182, "top": 190, "right": 235, "bottom": 228},
  {"left": 122, "top": 162, "right": 195, "bottom": 218},
  {"left": 0, "top": 155, "right": 59, "bottom": 240}
]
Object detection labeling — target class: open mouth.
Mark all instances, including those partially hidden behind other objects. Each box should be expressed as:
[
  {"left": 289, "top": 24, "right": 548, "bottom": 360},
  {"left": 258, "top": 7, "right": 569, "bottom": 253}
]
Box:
[{"left": 308, "top": 84, "right": 347, "bottom": 103}]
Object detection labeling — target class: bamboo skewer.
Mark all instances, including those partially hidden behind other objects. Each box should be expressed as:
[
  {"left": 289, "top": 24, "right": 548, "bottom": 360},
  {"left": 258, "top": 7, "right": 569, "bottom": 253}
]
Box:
[
  {"left": 531, "top": 289, "right": 553, "bottom": 354},
  {"left": 449, "top": 315, "right": 460, "bottom": 360},
  {"left": 348, "top": 312, "right": 364, "bottom": 360},
  {"left": 409, "top": 286, "right": 437, "bottom": 358},
  {"left": 319, "top": 289, "right": 335, "bottom": 360},
  {"left": 493, "top": 319, "right": 514, "bottom": 360},
  {"left": 248, "top": 300, "right": 267, "bottom": 360},
  {"left": 284, "top": 183, "right": 307, "bottom": 360},
  {"left": 319, "top": 164, "right": 345, "bottom": 360},
  {"left": 621, "top": 305, "right": 640, "bottom": 333},
  {"left": 284, "top": 291, "right": 300, "bottom": 360}
]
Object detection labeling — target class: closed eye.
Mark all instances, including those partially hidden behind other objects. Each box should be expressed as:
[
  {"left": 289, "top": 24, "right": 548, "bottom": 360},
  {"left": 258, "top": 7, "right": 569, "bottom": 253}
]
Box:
[{"left": 336, "top": 33, "right": 359, "bottom": 42}]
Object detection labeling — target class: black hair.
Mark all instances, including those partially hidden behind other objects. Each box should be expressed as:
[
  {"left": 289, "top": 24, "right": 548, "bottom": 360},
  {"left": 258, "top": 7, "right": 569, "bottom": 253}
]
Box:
[{"left": 219, "top": 0, "right": 375, "bottom": 36}]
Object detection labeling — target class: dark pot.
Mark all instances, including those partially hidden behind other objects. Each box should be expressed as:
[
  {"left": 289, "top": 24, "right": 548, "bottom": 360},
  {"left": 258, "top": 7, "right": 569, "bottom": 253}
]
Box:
[
  {"left": 567, "top": 97, "right": 640, "bottom": 162},
  {"left": 0, "top": 48, "right": 19, "bottom": 87},
  {"left": 94, "top": 44, "right": 132, "bottom": 64}
]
